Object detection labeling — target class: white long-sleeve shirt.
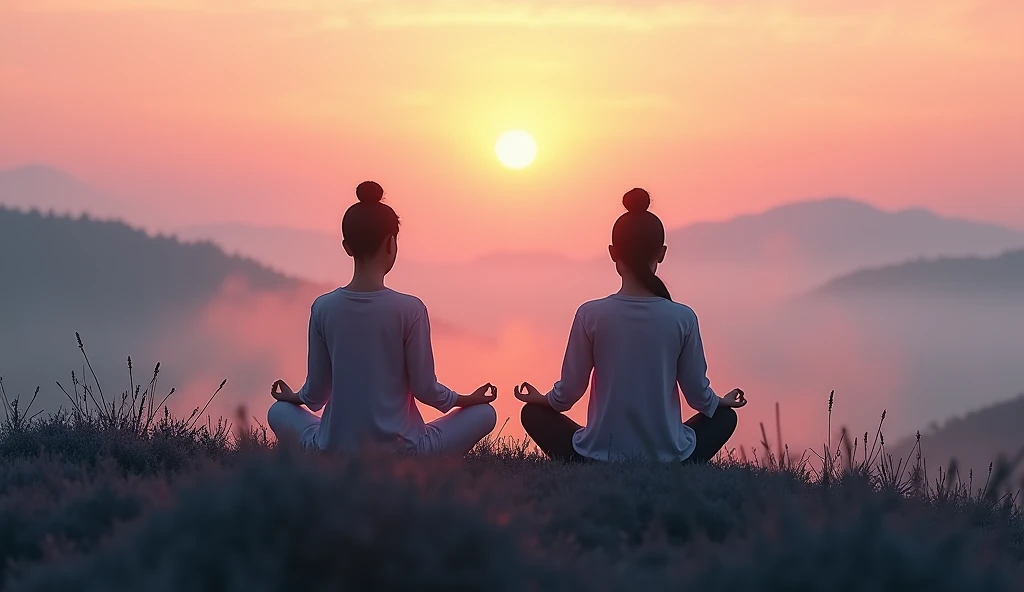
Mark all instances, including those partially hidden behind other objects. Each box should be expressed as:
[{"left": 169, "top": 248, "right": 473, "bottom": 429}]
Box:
[
  {"left": 546, "top": 295, "right": 720, "bottom": 462},
  {"left": 296, "top": 288, "right": 459, "bottom": 453}
]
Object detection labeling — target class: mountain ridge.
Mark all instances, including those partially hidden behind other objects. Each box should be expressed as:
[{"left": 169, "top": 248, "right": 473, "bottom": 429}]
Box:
[
  {"left": 811, "top": 249, "right": 1024, "bottom": 299},
  {"left": 0, "top": 207, "right": 304, "bottom": 324},
  {"left": 4, "top": 165, "right": 1024, "bottom": 290}
]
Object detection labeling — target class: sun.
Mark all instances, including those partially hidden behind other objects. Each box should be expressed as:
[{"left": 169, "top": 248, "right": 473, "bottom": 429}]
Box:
[{"left": 495, "top": 130, "right": 537, "bottom": 169}]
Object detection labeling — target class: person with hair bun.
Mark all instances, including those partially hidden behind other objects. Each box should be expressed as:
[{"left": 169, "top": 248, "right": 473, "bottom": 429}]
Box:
[
  {"left": 515, "top": 188, "right": 746, "bottom": 463},
  {"left": 267, "top": 181, "right": 498, "bottom": 456}
]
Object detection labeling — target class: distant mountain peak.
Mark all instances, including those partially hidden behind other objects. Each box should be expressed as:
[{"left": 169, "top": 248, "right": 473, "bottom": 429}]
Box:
[
  {"left": 662, "top": 196, "right": 1024, "bottom": 279},
  {"left": 2, "top": 162, "right": 77, "bottom": 177},
  {"left": 0, "top": 163, "right": 91, "bottom": 192},
  {"left": 765, "top": 195, "right": 877, "bottom": 212},
  {"left": 752, "top": 196, "right": 899, "bottom": 222},
  {"left": 0, "top": 163, "right": 113, "bottom": 215}
]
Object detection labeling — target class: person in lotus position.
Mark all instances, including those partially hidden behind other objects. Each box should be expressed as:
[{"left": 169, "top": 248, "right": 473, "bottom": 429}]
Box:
[
  {"left": 268, "top": 181, "right": 498, "bottom": 456},
  {"left": 515, "top": 188, "right": 746, "bottom": 463}
]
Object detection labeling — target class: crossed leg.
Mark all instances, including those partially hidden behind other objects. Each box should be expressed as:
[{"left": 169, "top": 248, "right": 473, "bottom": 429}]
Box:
[
  {"left": 267, "top": 401, "right": 321, "bottom": 449},
  {"left": 418, "top": 404, "right": 498, "bottom": 457},
  {"left": 521, "top": 403, "right": 738, "bottom": 464},
  {"left": 269, "top": 401, "right": 497, "bottom": 457},
  {"left": 520, "top": 404, "right": 588, "bottom": 463}
]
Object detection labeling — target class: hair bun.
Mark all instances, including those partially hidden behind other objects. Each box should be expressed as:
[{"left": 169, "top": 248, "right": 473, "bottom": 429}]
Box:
[
  {"left": 356, "top": 181, "right": 384, "bottom": 203},
  {"left": 623, "top": 188, "right": 651, "bottom": 213}
]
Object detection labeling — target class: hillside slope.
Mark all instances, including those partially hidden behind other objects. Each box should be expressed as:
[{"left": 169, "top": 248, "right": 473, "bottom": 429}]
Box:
[
  {"left": 0, "top": 208, "right": 317, "bottom": 416},
  {"left": 0, "top": 208, "right": 294, "bottom": 323},
  {"left": 812, "top": 249, "right": 1024, "bottom": 299},
  {"left": 175, "top": 222, "right": 350, "bottom": 285},
  {"left": 891, "top": 394, "right": 1024, "bottom": 478}
]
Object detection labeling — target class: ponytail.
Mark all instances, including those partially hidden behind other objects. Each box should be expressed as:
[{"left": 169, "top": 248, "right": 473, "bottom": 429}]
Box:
[
  {"left": 627, "top": 258, "right": 672, "bottom": 300},
  {"left": 613, "top": 188, "right": 672, "bottom": 300}
]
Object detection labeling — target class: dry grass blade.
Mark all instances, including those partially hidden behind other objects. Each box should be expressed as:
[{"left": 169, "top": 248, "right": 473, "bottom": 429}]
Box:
[
  {"left": 153, "top": 388, "right": 177, "bottom": 416},
  {"left": 76, "top": 332, "right": 107, "bottom": 410},
  {"left": 494, "top": 417, "right": 510, "bottom": 441},
  {"left": 0, "top": 377, "right": 10, "bottom": 423},
  {"left": 867, "top": 410, "right": 887, "bottom": 466},
  {"left": 827, "top": 389, "right": 834, "bottom": 452},
  {"left": 143, "top": 363, "right": 161, "bottom": 431},
  {"left": 55, "top": 381, "right": 84, "bottom": 416},
  {"left": 25, "top": 386, "right": 40, "bottom": 419},
  {"left": 188, "top": 379, "right": 228, "bottom": 429},
  {"left": 759, "top": 422, "right": 777, "bottom": 470},
  {"left": 775, "top": 402, "right": 784, "bottom": 470}
]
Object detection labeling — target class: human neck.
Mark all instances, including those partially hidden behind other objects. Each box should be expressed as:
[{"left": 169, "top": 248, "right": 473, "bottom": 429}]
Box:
[
  {"left": 344, "top": 263, "right": 387, "bottom": 292},
  {"left": 616, "top": 272, "right": 656, "bottom": 298}
]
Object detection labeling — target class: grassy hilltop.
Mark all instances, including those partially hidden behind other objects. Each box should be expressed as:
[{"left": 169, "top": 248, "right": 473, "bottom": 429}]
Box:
[{"left": 1, "top": 371, "right": 1023, "bottom": 592}]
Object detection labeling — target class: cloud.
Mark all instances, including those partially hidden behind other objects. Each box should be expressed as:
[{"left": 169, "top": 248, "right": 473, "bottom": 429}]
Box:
[
  {"left": 6, "top": 0, "right": 1020, "bottom": 55},
  {"left": 365, "top": 1, "right": 710, "bottom": 30},
  {"left": 0, "top": 0, "right": 931, "bottom": 30},
  {"left": 358, "top": 0, "right": 890, "bottom": 33}
]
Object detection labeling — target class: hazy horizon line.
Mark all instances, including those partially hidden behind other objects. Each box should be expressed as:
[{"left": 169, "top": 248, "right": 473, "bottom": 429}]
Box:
[{"left": 5, "top": 163, "right": 1024, "bottom": 250}]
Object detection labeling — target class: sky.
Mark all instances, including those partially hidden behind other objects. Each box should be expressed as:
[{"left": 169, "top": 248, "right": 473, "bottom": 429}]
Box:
[{"left": 2, "top": 0, "right": 1024, "bottom": 261}]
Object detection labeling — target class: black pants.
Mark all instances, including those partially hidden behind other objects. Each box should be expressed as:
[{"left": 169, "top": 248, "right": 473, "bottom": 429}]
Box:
[{"left": 520, "top": 404, "right": 738, "bottom": 464}]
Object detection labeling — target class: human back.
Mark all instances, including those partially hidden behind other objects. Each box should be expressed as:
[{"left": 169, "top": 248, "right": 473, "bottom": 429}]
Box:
[
  {"left": 306, "top": 288, "right": 441, "bottom": 453},
  {"left": 569, "top": 295, "right": 709, "bottom": 461}
]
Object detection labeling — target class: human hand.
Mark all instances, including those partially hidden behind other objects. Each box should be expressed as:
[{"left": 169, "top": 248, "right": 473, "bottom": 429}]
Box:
[
  {"left": 457, "top": 383, "right": 498, "bottom": 407},
  {"left": 720, "top": 388, "right": 747, "bottom": 408},
  {"left": 271, "top": 379, "right": 301, "bottom": 404},
  {"left": 514, "top": 382, "right": 549, "bottom": 406}
]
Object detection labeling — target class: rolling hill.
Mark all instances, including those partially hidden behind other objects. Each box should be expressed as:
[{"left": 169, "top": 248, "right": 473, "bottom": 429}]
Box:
[
  {"left": 175, "top": 222, "right": 351, "bottom": 285},
  {"left": 0, "top": 208, "right": 295, "bottom": 325},
  {"left": 0, "top": 207, "right": 321, "bottom": 417},
  {"left": 891, "top": 393, "right": 1024, "bottom": 478},
  {"left": 812, "top": 249, "right": 1024, "bottom": 299}
]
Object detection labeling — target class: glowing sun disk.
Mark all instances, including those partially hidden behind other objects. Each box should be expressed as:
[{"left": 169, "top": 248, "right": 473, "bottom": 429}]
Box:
[{"left": 495, "top": 130, "right": 537, "bottom": 169}]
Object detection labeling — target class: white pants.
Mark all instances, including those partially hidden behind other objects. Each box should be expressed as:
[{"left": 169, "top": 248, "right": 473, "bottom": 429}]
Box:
[{"left": 267, "top": 402, "right": 497, "bottom": 457}]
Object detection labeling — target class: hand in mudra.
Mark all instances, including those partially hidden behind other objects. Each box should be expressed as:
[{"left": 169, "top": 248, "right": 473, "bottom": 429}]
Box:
[
  {"left": 514, "top": 382, "right": 547, "bottom": 405},
  {"left": 720, "top": 389, "right": 747, "bottom": 408},
  {"left": 460, "top": 383, "right": 498, "bottom": 406},
  {"left": 271, "top": 379, "right": 301, "bottom": 404}
]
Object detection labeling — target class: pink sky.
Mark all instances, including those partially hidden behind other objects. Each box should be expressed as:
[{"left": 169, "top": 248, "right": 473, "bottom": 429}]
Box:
[{"left": 2, "top": 0, "right": 1023, "bottom": 260}]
